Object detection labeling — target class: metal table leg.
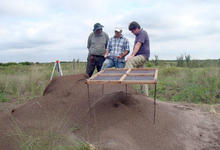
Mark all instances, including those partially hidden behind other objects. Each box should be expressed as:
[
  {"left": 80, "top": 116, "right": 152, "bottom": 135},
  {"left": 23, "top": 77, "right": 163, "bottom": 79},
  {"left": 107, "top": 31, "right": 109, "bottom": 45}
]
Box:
[
  {"left": 102, "top": 84, "right": 104, "bottom": 96},
  {"left": 87, "top": 84, "right": 91, "bottom": 111},
  {"left": 125, "top": 84, "right": 128, "bottom": 96},
  {"left": 154, "top": 84, "right": 157, "bottom": 124}
]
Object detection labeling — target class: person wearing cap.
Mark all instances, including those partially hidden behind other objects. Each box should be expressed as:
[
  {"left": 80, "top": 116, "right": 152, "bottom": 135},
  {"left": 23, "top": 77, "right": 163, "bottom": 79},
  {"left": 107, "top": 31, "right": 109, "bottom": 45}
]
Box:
[
  {"left": 86, "top": 23, "right": 109, "bottom": 77},
  {"left": 101, "top": 27, "right": 130, "bottom": 69},
  {"left": 126, "top": 21, "right": 150, "bottom": 96}
]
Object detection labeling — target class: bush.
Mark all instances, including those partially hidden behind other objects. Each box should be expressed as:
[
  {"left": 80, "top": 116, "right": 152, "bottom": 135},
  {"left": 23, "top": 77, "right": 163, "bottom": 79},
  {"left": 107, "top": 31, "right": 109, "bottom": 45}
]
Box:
[
  {"left": 185, "top": 54, "right": 191, "bottom": 67},
  {"left": 176, "top": 55, "right": 184, "bottom": 67},
  {"left": 19, "top": 62, "right": 32, "bottom": 65},
  {"left": 153, "top": 55, "right": 159, "bottom": 66},
  {"left": 0, "top": 62, "right": 17, "bottom": 66}
]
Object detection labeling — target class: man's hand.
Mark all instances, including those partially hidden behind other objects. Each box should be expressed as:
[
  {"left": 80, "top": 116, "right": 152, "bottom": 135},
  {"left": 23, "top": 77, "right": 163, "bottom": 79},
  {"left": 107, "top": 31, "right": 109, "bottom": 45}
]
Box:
[
  {"left": 117, "top": 55, "right": 123, "bottom": 59},
  {"left": 126, "top": 55, "right": 134, "bottom": 61},
  {"left": 126, "top": 42, "right": 141, "bottom": 61},
  {"left": 104, "top": 50, "right": 109, "bottom": 58}
]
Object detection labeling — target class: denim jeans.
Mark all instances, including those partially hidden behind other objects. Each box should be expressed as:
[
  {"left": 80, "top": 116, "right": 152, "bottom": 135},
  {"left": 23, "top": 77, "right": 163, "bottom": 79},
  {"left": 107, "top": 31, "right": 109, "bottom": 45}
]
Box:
[{"left": 101, "top": 57, "right": 125, "bottom": 70}]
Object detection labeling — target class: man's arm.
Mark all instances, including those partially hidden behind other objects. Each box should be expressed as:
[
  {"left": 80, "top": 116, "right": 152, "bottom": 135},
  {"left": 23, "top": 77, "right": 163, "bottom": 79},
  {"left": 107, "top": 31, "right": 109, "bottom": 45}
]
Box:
[
  {"left": 105, "top": 38, "right": 112, "bottom": 58},
  {"left": 118, "top": 50, "right": 129, "bottom": 59},
  {"left": 105, "top": 33, "right": 109, "bottom": 49},
  {"left": 118, "top": 38, "right": 130, "bottom": 59},
  {"left": 126, "top": 42, "right": 142, "bottom": 61},
  {"left": 104, "top": 50, "right": 109, "bottom": 58}
]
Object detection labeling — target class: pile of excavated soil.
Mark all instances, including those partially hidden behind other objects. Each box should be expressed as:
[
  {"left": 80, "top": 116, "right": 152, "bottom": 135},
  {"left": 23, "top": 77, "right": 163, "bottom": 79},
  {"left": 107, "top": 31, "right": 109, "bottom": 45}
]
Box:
[{"left": 0, "top": 74, "right": 220, "bottom": 150}]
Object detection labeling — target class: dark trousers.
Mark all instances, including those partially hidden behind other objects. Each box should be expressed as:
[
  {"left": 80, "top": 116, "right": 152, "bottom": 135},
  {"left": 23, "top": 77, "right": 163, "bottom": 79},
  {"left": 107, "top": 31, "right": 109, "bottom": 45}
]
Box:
[{"left": 86, "top": 54, "right": 105, "bottom": 77}]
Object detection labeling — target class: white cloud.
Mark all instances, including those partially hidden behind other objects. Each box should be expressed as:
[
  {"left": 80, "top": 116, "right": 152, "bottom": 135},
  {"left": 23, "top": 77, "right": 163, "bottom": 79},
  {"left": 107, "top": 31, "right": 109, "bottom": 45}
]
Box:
[
  {"left": 0, "top": 0, "right": 220, "bottom": 62},
  {"left": 0, "top": 0, "right": 48, "bottom": 16}
]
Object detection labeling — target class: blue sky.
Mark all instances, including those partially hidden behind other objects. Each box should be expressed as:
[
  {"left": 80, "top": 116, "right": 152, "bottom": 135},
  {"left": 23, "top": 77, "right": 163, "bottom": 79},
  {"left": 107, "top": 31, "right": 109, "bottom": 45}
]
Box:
[{"left": 0, "top": 0, "right": 220, "bottom": 62}]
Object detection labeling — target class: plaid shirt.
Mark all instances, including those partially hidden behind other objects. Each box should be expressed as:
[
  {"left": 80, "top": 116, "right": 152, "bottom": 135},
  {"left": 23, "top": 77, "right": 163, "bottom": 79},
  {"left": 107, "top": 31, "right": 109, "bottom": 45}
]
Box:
[{"left": 107, "top": 35, "right": 130, "bottom": 59}]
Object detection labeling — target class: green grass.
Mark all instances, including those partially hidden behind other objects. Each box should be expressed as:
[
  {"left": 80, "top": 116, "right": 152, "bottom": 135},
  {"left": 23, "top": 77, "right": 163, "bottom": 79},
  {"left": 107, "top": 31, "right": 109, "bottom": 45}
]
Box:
[
  {"left": 18, "top": 134, "right": 93, "bottom": 150},
  {"left": 149, "top": 66, "right": 220, "bottom": 104},
  {"left": 18, "top": 131, "right": 93, "bottom": 150},
  {"left": 11, "top": 120, "right": 94, "bottom": 150},
  {"left": 0, "top": 92, "right": 8, "bottom": 102},
  {"left": 0, "top": 60, "right": 219, "bottom": 104},
  {"left": 0, "top": 62, "right": 86, "bottom": 103}
]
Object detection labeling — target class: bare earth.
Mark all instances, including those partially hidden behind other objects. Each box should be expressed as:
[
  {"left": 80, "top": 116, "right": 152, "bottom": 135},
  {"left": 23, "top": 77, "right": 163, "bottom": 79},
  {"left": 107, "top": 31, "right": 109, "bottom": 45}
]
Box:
[{"left": 0, "top": 74, "right": 220, "bottom": 150}]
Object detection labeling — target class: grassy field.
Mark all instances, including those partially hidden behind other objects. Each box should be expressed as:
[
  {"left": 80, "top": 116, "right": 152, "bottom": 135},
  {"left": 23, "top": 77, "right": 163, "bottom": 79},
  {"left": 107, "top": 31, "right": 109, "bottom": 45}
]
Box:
[
  {"left": 0, "top": 59, "right": 220, "bottom": 104},
  {"left": 0, "top": 62, "right": 87, "bottom": 103}
]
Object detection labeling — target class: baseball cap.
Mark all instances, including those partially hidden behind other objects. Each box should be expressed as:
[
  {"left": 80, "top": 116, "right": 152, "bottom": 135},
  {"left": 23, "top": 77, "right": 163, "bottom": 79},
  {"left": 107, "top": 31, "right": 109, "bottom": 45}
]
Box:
[{"left": 115, "top": 27, "right": 122, "bottom": 32}]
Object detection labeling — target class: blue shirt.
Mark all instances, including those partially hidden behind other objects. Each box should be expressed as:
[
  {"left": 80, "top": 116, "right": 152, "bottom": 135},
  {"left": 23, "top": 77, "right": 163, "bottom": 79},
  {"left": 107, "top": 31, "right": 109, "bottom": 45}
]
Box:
[
  {"left": 135, "top": 29, "right": 150, "bottom": 59},
  {"left": 107, "top": 35, "right": 130, "bottom": 61}
]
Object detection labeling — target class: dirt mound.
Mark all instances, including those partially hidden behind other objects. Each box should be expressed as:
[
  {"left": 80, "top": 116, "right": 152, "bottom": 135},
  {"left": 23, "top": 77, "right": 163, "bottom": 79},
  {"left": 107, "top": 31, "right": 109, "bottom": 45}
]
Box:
[{"left": 0, "top": 74, "right": 220, "bottom": 150}]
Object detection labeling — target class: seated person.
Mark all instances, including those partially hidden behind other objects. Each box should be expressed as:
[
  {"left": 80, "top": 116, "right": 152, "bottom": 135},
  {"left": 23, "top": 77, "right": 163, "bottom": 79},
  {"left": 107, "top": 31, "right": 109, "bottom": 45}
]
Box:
[{"left": 101, "top": 27, "right": 130, "bottom": 69}]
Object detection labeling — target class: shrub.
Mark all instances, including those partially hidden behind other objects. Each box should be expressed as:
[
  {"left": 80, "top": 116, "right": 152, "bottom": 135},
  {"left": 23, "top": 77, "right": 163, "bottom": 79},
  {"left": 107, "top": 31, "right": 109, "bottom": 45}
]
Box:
[
  {"left": 19, "top": 62, "right": 32, "bottom": 65},
  {"left": 153, "top": 55, "right": 159, "bottom": 66},
  {"left": 0, "top": 62, "right": 17, "bottom": 66},
  {"left": 176, "top": 54, "right": 184, "bottom": 67},
  {"left": 185, "top": 54, "right": 191, "bottom": 67}
]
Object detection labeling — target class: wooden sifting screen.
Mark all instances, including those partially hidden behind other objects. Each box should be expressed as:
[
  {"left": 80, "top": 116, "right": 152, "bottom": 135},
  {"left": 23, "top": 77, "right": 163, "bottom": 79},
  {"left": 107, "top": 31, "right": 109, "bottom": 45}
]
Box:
[{"left": 87, "top": 68, "right": 158, "bottom": 84}]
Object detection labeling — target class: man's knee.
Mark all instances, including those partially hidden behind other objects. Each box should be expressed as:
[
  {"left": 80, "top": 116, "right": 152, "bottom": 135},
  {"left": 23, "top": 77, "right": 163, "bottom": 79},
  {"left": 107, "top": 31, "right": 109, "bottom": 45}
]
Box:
[
  {"left": 118, "top": 63, "right": 125, "bottom": 68},
  {"left": 125, "top": 59, "right": 135, "bottom": 69},
  {"left": 101, "top": 59, "right": 112, "bottom": 70},
  {"left": 101, "top": 61, "right": 108, "bottom": 70}
]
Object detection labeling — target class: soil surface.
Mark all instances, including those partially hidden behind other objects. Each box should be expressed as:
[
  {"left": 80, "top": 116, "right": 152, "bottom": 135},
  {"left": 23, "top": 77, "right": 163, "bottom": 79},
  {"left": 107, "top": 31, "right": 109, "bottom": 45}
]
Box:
[{"left": 0, "top": 74, "right": 220, "bottom": 150}]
